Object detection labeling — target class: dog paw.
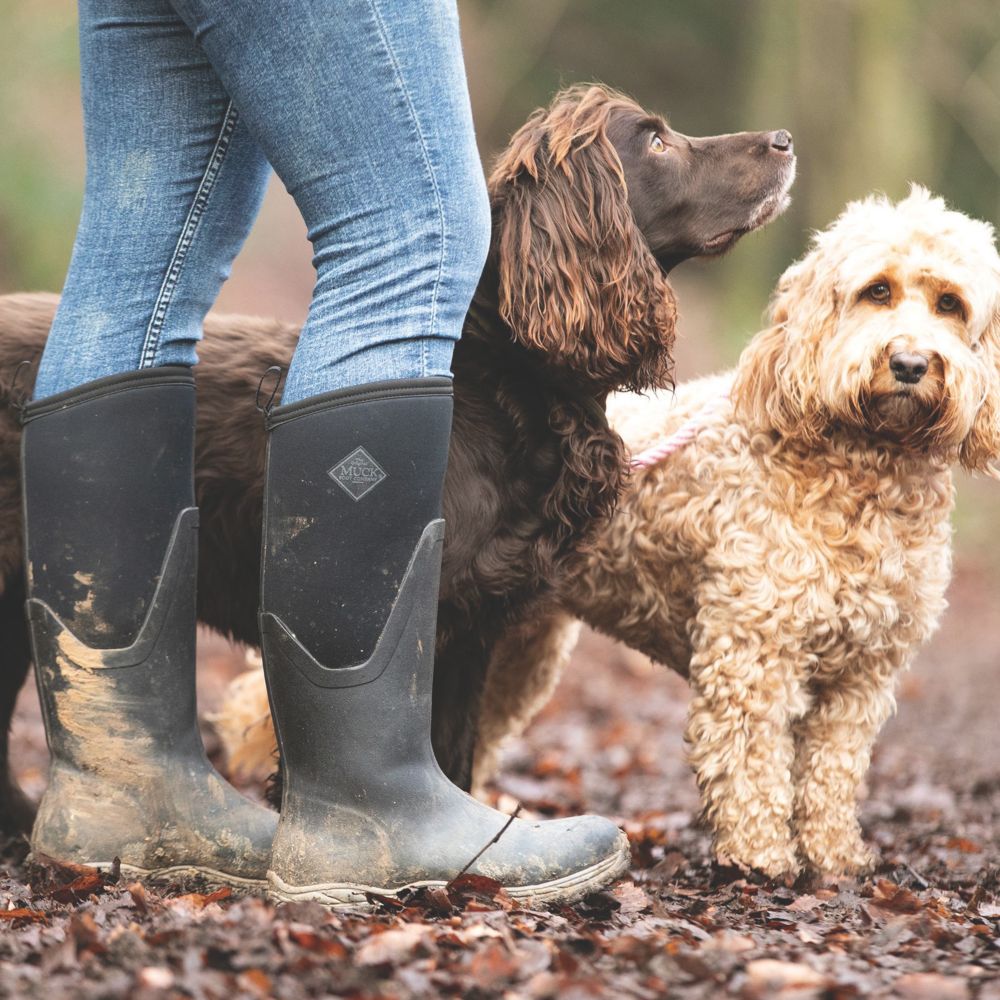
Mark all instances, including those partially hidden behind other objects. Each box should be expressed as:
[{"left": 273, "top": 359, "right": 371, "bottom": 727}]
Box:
[
  {"left": 799, "top": 830, "right": 875, "bottom": 876},
  {"left": 715, "top": 841, "right": 800, "bottom": 882},
  {"left": 825, "top": 847, "right": 876, "bottom": 877}
]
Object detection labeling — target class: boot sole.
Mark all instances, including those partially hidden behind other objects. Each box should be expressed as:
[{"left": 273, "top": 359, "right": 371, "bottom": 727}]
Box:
[
  {"left": 84, "top": 860, "right": 268, "bottom": 893},
  {"left": 267, "top": 830, "right": 631, "bottom": 910}
]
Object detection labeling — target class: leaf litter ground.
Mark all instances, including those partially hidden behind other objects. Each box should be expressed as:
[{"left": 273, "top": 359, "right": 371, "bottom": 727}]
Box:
[{"left": 1, "top": 567, "right": 998, "bottom": 998}]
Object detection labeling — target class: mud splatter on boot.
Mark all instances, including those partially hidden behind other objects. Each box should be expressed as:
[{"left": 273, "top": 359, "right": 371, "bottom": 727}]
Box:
[{"left": 22, "top": 369, "right": 275, "bottom": 888}]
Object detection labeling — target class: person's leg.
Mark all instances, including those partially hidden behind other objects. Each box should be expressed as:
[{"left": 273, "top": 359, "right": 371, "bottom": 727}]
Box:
[
  {"left": 34, "top": 0, "right": 271, "bottom": 398},
  {"left": 22, "top": 0, "right": 276, "bottom": 887},
  {"left": 167, "top": 0, "right": 488, "bottom": 401},
  {"left": 165, "top": 0, "right": 628, "bottom": 905}
]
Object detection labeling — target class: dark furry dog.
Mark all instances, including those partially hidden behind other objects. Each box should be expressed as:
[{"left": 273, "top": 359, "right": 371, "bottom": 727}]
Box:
[{"left": 0, "top": 85, "right": 794, "bottom": 827}]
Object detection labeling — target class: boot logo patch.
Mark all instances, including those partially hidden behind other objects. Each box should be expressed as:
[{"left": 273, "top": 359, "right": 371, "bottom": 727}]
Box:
[{"left": 328, "top": 447, "right": 387, "bottom": 501}]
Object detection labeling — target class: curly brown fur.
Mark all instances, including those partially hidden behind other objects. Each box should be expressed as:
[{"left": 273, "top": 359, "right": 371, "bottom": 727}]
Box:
[{"left": 0, "top": 85, "right": 794, "bottom": 823}]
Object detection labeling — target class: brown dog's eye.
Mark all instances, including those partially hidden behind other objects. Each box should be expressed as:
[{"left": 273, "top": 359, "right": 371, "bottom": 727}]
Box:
[
  {"left": 865, "top": 282, "right": 891, "bottom": 304},
  {"left": 937, "top": 293, "right": 963, "bottom": 316},
  {"left": 649, "top": 134, "right": 667, "bottom": 154}
]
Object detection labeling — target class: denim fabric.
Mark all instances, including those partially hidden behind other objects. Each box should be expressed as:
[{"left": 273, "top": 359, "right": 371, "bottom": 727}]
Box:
[{"left": 35, "top": 0, "right": 490, "bottom": 404}]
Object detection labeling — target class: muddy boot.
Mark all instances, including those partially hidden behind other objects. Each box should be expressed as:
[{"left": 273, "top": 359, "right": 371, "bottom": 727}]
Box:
[
  {"left": 21, "top": 368, "right": 276, "bottom": 889},
  {"left": 260, "top": 378, "right": 630, "bottom": 908}
]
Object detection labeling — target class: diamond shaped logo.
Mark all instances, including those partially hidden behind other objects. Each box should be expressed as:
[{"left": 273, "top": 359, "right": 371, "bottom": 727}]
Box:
[{"left": 328, "top": 446, "right": 387, "bottom": 501}]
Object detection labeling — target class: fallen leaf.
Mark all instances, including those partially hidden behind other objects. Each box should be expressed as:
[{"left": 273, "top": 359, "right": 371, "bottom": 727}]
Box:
[
  {"left": 468, "top": 940, "right": 523, "bottom": 985},
  {"left": 871, "top": 879, "right": 922, "bottom": 914},
  {"left": 47, "top": 871, "right": 106, "bottom": 903},
  {"left": 172, "top": 886, "right": 231, "bottom": 910},
  {"left": 453, "top": 923, "right": 505, "bottom": 945},
  {"left": 0, "top": 908, "right": 47, "bottom": 923},
  {"left": 797, "top": 925, "right": 823, "bottom": 944},
  {"left": 201, "top": 886, "right": 232, "bottom": 905},
  {"left": 69, "top": 912, "right": 105, "bottom": 957},
  {"left": 945, "top": 837, "right": 981, "bottom": 854},
  {"left": 743, "top": 959, "right": 826, "bottom": 997},
  {"left": 237, "top": 968, "right": 273, "bottom": 996},
  {"left": 136, "top": 967, "right": 174, "bottom": 990},
  {"left": 611, "top": 881, "right": 652, "bottom": 915},
  {"left": 892, "top": 972, "right": 969, "bottom": 999},
  {"left": 127, "top": 881, "right": 149, "bottom": 915},
  {"left": 708, "top": 930, "right": 755, "bottom": 953},
  {"left": 287, "top": 925, "right": 348, "bottom": 958},
  {"left": 787, "top": 894, "right": 822, "bottom": 912},
  {"left": 442, "top": 873, "right": 514, "bottom": 911},
  {"left": 419, "top": 886, "right": 454, "bottom": 913},
  {"left": 607, "top": 935, "right": 656, "bottom": 961},
  {"left": 355, "top": 924, "right": 431, "bottom": 966},
  {"left": 31, "top": 854, "right": 102, "bottom": 880}
]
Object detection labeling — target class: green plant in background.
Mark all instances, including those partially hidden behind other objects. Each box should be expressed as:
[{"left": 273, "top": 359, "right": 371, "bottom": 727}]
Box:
[{"left": 0, "top": 1, "right": 81, "bottom": 291}]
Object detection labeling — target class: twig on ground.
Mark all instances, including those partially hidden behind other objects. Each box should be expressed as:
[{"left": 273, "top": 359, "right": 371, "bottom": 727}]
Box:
[{"left": 446, "top": 804, "right": 522, "bottom": 889}]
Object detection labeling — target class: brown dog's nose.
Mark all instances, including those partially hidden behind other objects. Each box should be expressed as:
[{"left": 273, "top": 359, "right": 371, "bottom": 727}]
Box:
[
  {"left": 770, "top": 129, "right": 793, "bottom": 152},
  {"left": 890, "top": 352, "right": 929, "bottom": 384}
]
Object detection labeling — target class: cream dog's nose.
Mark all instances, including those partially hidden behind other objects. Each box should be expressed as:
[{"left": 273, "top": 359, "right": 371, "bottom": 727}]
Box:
[{"left": 890, "top": 352, "right": 928, "bottom": 384}]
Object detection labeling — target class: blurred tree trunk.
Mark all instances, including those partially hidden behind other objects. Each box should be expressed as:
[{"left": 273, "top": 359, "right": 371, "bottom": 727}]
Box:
[{"left": 719, "top": 0, "right": 935, "bottom": 349}]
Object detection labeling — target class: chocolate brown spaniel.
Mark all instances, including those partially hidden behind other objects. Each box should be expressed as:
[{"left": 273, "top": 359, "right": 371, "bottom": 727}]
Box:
[
  {"left": 0, "top": 85, "right": 794, "bottom": 825},
  {"left": 438, "top": 85, "right": 794, "bottom": 783}
]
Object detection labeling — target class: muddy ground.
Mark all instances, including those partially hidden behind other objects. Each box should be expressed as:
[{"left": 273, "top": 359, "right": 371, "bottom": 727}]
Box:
[{"left": 1, "top": 564, "right": 998, "bottom": 999}]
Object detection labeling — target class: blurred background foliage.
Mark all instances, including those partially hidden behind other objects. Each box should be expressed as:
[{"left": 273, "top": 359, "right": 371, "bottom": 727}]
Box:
[{"left": 2, "top": 0, "right": 999, "bottom": 559}]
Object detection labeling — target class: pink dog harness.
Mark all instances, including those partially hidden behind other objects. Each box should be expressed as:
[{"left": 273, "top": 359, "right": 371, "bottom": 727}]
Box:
[{"left": 629, "top": 392, "right": 731, "bottom": 470}]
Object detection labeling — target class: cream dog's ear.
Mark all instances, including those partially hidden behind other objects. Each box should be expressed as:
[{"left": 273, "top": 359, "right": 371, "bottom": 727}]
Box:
[
  {"left": 732, "top": 322, "right": 794, "bottom": 436},
  {"left": 733, "top": 251, "right": 837, "bottom": 443},
  {"left": 959, "top": 306, "right": 1000, "bottom": 475}
]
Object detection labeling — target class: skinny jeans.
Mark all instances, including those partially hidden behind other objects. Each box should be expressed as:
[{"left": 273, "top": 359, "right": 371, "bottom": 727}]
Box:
[{"left": 34, "top": 0, "right": 490, "bottom": 403}]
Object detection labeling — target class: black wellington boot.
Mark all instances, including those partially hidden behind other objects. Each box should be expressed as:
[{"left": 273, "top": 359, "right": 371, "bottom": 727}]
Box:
[
  {"left": 21, "top": 368, "right": 276, "bottom": 889},
  {"left": 260, "top": 378, "right": 630, "bottom": 908}
]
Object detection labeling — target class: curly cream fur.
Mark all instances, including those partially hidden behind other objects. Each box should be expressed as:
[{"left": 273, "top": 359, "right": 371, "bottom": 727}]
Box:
[
  {"left": 477, "top": 187, "right": 1000, "bottom": 877},
  {"left": 214, "top": 188, "right": 1000, "bottom": 875}
]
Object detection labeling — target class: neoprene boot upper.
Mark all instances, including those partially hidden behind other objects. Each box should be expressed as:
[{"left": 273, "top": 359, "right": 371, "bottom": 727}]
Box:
[
  {"left": 21, "top": 367, "right": 276, "bottom": 887},
  {"left": 260, "top": 378, "right": 629, "bottom": 907}
]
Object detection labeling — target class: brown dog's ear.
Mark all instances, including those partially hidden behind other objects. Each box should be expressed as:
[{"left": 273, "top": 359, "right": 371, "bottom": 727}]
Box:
[
  {"left": 732, "top": 252, "right": 837, "bottom": 443},
  {"left": 490, "top": 86, "right": 675, "bottom": 391},
  {"left": 960, "top": 307, "right": 1000, "bottom": 475}
]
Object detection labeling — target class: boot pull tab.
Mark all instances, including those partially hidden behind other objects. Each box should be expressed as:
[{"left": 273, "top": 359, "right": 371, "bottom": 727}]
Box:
[
  {"left": 8, "top": 359, "right": 34, "bottom": 420},
  {"left": 255, "top": 365, "right": 284, "bottom": 418}
]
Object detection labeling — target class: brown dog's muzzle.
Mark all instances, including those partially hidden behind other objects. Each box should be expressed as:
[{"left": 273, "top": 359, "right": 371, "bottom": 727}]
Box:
[{"left": 768, "top": 130, "right": 793, "bottom": 153}]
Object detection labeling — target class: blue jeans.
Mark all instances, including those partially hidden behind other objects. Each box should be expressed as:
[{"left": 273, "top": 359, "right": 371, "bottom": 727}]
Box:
[{"left": 34, "top": 0, "right": 490, "bottom": 404}]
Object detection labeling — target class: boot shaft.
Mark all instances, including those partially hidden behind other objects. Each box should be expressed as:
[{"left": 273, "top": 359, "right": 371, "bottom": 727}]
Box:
[
  {"left": 259, "top": 379, "right": 452, "bottom": 804},
  {"left": 21, "top": 368, "right": 203, "bottom": 764},
  {"left": 261, "top": 377, "right": 452, "bottom": 669},
  {"left": 22, "top": 368, "right": 196, "bottom": 648}
]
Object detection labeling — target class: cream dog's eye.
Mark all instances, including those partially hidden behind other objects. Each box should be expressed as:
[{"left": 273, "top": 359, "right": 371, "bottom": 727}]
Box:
[
  {"left": 937, "top": 293, "right": 962, "bottom": 315},
  {"left": 865, "top": 282, "right": 891, "bottom": 304},
  {"left": 649, "top": 134, "right": 667, "bottom": 154}
]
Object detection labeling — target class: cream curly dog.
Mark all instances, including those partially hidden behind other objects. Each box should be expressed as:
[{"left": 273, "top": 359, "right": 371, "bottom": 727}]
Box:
[
  {"left": 475, "top": 186, "right": 1000, "bottom": 878},
  {"left": 216, "top": 188, "right": 1000, "bottom": 877}
]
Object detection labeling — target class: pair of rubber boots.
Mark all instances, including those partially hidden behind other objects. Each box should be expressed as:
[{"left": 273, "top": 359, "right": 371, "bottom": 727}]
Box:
[{"left": 20, "top": 367, "right": 628, "bottom": 906}]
